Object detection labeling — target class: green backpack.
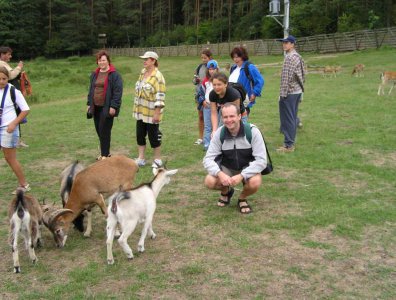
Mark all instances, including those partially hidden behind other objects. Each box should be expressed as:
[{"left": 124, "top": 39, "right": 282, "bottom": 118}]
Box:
[{"left": 220, "top": 123, "right": 273, "bottom": 175}]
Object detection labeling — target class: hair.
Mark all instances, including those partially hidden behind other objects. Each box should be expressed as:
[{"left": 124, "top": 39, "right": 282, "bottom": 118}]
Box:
[
  {"left": 230, "top": 46, "right": 249, "bottom": 61},
  {"left": 0, "top": 46, "right": 12, "bottom": 55},
  {"left": 205, "top": 65, "right": 218, "bottom": 78},
  {"left": 222, "top": 102, "right": 240, "bottom": 115},
  {"left": 211, "top": 72, "right": 228, "bottom": 84},
  {"left": 152, "top": 58, "right": 159, "bottom": 68},
  {"left": 201, "top": 49, "right": 213, "bottom": 59},
  {"left": 96, "top": 50, "right": 111, "bottom": 64},
  {"left": 0, "top": 66, "right": 10, "bottom": 78}
]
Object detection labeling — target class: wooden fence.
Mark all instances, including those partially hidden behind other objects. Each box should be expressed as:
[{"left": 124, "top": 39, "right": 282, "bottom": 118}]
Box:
[{"left": 103, "top": 27, "right": 396, "bottom": 57}]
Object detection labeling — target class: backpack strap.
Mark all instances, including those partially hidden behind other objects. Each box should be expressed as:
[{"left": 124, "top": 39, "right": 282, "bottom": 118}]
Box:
[
  {"left": 220, "top": 122, "right": 252, "bottom": 144},
  {"left": 10, "top": 85, "right": 19, "bottom": 113}
]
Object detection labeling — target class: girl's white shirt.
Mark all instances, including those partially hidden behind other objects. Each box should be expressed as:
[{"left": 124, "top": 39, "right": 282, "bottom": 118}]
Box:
[
  {"left": 0, "top": 84, "right": 29, "bottom": 127},
  {"left": 228, "top": 66, "right": 241, "bottom": 83},
  {"left": 204, "top": 81, "right": 213, "bottom": 104}
]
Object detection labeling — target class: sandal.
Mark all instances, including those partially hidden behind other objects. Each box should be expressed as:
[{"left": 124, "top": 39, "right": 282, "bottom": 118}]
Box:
[
  {"left": 238, "top": 199, "right": 252, "bottom": 214},
  {"left": 218, "top": 187, "right": 234, "bottom": 207}
]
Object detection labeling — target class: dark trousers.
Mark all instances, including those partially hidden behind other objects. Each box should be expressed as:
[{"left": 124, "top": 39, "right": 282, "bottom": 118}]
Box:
[
  {"left": 279, "top": 93, "right": 301, "bottom": 147},
  {"left": 93, "top": 106, "right": 114, "bottom": 156},
  {"left": 136, "top": 120, "right": 162, "bottom": 148}
]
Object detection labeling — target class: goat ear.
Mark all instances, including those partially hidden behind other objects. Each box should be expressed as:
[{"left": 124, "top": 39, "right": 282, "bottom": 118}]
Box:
[{"left": 166, "top": 169, "right": 178, "bottom": 176}]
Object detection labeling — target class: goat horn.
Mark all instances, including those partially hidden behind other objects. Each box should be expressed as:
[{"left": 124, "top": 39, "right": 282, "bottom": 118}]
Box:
[{"left": 43, "top": 208, "right": 73, "bottom": 230}]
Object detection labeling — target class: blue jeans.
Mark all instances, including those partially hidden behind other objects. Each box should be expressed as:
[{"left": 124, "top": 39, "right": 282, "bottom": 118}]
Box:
[
  {"left": 203, "top": 105, "right": 212, "bottom": 150},
  {"left": 279, "top": 93, "right": 301, "bottom": 147}
]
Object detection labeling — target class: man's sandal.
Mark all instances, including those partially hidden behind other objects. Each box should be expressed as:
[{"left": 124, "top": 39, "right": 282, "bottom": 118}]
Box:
[
  {"left": 238, "top": 199, "right": 252, "bottom": 214},
  {"left": 218, "top": 187, "right": 234, "bottom": 207}
]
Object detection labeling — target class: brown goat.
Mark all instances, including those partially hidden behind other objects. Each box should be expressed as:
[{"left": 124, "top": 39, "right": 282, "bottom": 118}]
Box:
[
  {"left": 377, "top": 71, "right": 396, "bottom": 96},
  {"left": 8, "top": 190, "right": 43, "bottom": 273},
  {"left": 44, "top": 155, "right": 139, "bottom": 248}
]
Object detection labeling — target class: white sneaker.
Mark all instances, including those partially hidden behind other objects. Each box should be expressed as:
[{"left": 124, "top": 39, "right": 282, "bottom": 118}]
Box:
[
  {"left": 151, "top": 159, "right": 163, "bottom": 168},
  {"left": 135, "top": 158, "right": 146, "bottom": 167},
  {"left": 194, "top": 139, "right": 203, "bottom": 145},
  {"left": 12, "top": 184, "right": 31, "bottom": 195}
]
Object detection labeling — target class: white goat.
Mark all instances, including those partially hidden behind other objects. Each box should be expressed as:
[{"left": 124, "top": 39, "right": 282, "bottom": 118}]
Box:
[
  {"left": 8, "top": 190, "right": 43, "bottom": 273},
  {"left": 106, "top": 167, "right": 178, "bottom": 264}
]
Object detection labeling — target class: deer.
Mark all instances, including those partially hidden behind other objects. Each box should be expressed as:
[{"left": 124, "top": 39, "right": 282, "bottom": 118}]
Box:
[
  {"left": 351, "top": 64, "right": 365, "bottom": 77},
  {"left": 377, "top": 71, "right": 396, "bottom": 96}
]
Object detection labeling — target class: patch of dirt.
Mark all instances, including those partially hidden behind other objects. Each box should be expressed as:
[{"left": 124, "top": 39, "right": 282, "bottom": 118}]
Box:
[{"left": 360, "top": 149, "right": 396, "bottom": 168}]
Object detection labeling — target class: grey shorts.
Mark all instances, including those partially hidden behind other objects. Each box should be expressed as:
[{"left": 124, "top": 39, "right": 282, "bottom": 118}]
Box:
[
  {"left": 0, "top": 126, "right": 20, "bottom": 148},
  {"left": 220, "top": 165, "right": 241, "bottom": 177}
]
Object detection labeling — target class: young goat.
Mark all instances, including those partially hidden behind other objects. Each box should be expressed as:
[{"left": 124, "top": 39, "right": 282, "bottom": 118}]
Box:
[
  {"left": 377, "top": 71, "right": 396, "bottom": 96},
  {"left": 106, "top": 167, "right": 178, "bottom": 264},
  {"left": 8, "top": 190, "right": 43, "bottom": 273},
  {"left": 44, "top": 155, "right": 139, "bottom": 248}
]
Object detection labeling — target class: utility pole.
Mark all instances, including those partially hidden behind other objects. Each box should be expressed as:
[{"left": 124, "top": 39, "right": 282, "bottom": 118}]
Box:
[{"left": 267, "top": 0, "right": 290, "bottom": 38}]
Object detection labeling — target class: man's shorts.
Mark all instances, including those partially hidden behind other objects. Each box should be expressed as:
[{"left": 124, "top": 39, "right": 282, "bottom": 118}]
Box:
[
  {"left": 0, "top": 126, "right": 20, "bottom": 148},
  {"left": 220, "top": 165, "right": 241, "bottom": 177}
]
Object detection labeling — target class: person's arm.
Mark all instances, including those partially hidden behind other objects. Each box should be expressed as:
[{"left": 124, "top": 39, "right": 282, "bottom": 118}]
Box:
[
  {"left": 249, "top": 64, "right": 264, "bottom": 100},
  {"left": 153, "top": 71, "right": 166, "bottom": 123},
  {"left": 210, "top": 101, "right": 219, "bottom": 134},
  {"left": 109, "top": 72, "right": 123, "bottom": 116},
  {"left": 8, "top": 89, "right": 30, "bottom": 133}
]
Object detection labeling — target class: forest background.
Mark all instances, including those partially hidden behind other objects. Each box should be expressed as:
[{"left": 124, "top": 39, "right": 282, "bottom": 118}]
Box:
[{"left": 0, "top": 0, "right": 395, "bottom": 59}]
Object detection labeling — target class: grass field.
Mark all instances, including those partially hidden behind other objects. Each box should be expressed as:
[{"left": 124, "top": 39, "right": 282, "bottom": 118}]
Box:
[{"left": 0, "top": 47, "right": 395, "bottom": 299}]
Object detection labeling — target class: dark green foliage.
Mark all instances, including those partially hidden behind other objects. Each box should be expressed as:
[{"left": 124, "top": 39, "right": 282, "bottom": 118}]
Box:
[{"left": 1, "top": 0, "right": 395, "bottom": 58}]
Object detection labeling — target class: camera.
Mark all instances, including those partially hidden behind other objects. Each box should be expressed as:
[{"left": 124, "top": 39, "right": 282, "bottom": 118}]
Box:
[{"left": 192, "top": 75, "right": 201, "bottom": 85}]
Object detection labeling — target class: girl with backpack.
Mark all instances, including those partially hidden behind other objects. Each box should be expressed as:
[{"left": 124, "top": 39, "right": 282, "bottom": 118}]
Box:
[{"left": 0, "top": 66, "right": 30, "bottom": 194}]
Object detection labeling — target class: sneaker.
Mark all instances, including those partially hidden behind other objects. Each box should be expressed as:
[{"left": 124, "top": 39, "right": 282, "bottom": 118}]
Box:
[
  {"left": 276, "top": 145, "right": 295, "bottom": 153},
  {"left": 12, "top": 184, "right": 31, "bottom": 195},
  {"left": 194, "top": 139, "right": 203, "bottom": 145},
  {"left": 17, "top": 140, "right": 29, "bottom": 148},
  {"left": 151, "top": 159, "right": 163, "bottom": 168},
  {"left": 135, "top": 158, "right": 146, "bottom": 167},
  {"left": 298, "top": 121, "right": 303, "bottom": 128}
]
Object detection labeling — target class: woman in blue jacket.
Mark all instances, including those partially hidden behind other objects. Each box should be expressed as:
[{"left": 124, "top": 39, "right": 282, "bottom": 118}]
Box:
[
  {"left": 229, "top": 46, "right": 264, "bottom": 115},
  {"left": 87, "top": 50, "right": 123, "bottom": 160}
]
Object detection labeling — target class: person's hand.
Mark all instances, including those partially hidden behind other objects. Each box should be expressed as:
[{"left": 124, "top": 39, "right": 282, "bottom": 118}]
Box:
[
  {"left": 109, "top": 107, "right": 116, "bottom": 117},
  {"left": 6, "top": 122, "right": 17, "bottom": 133},
  {"left": 152, "top": 111, "right": 160, "bottom": 123},
  {"left": 230, "top": 174, "right": 244, "bottom": 186},
  {"left": 249, "top": 94, "right": 256, "bottom": 102},
  {"left": 18, "top": 61, "right": 24, "bottom": 69},
  {"left": 218, "top": 171, "right": 232, "bottom": 187}
]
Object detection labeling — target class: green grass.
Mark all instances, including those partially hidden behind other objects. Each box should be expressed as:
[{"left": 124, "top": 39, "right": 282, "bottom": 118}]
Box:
[{"left": 0, "top": 47, "right": 395, "bottom": 299}]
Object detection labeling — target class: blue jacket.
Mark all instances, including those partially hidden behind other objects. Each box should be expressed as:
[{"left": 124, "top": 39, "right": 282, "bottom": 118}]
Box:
[{"left": 230, "top": 61, "right": 264, "bottom": 108}]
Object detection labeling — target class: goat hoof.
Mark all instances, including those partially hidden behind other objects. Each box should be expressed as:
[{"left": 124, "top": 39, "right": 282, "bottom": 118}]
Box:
[
  {"left": 127, "top": 256, "right": 134, "bottom": 261},
  {"left": 107, "top": 259, "right": 114, "bottom": 265},
  {"left": 14, "top": 266, "right": 21, "bottom": 273},
  {"left": 32, "top": 258, "right": 37, "bottom": 264},
  {"left": 83, "top": 232, "right": 91, "bottom": 238},
  {"left": 151, "top": 234, "right": 156, "bottom": 240},
  {"left": 138, "top": 246, "right": 145, "bottom": 253}
]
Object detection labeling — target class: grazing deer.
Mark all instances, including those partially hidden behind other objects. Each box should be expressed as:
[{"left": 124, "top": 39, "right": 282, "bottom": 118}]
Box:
[
  {"left": 351, "top": 64, "right": 365, "bottom": 77},
  {"left": 378, "top": 71, "right": 396, "bottom": 96},
  {"left": 322, "top": 66, "right": 342, "bottom": 78}
]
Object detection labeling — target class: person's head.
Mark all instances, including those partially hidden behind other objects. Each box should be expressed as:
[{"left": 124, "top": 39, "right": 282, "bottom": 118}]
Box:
[
  {"left": 139, "top": 51, "right": 159, "bottom": 68},
  {"left": 96, "top": 50, "right": 111, "bottom": 70},
  {"left": 0, "top": 46, "right": 13, "bottom": 62},
  {"left": 230, "top": 46, "right": 249, "bottom": 65},
  {"left": 211, "top": 72, "right": 228, "bottom": 96},
  {"left": 0, "top": 66, "right": 9, "bottom": 89},
  {"left": 206, "top": 59, "right": 218, "bottom": 78},
  {"left": 277, "top": 35, "right": 296, "bottom": 52},
  {"left": 221, "top": 103, "right": 241, "bottom": 132},
  {"left": 201, "top": 49, "right": 213, "bottom": 64}
]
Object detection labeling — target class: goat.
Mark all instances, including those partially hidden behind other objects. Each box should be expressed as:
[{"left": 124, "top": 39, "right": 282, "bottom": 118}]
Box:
[
  {"left": 44, "top": 155, "right": 139, "bottom": 248},
  {"left": 351, "top": 64, "right": 365, "bottom": 77},
  {"left": 106, "top": 167, "right": 178, "bottom": 264},
  {"left": 377, "top": 71, "right": 396, "bottom": 96},
  {"left": 8, "top": 190, "right": 43, "bottom": 273},
  {"left": 59, "top": 161, "right": 88, "bottom": 234}
]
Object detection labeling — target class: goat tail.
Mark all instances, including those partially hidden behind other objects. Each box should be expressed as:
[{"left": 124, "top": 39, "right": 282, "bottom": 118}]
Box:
[
  {"left": 15, "top": 190, "right": 25, "bottom": 219},
  {"left": 60, "top": 160, "right": 80, "bottom": 206},
  {"left": 110, "top": 191, "right": 130, "bottom": 214}
]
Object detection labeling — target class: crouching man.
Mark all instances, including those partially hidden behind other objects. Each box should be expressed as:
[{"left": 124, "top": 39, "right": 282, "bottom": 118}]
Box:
[{"left": 203, "top": 103, "right": 267, "bottom": 214}]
